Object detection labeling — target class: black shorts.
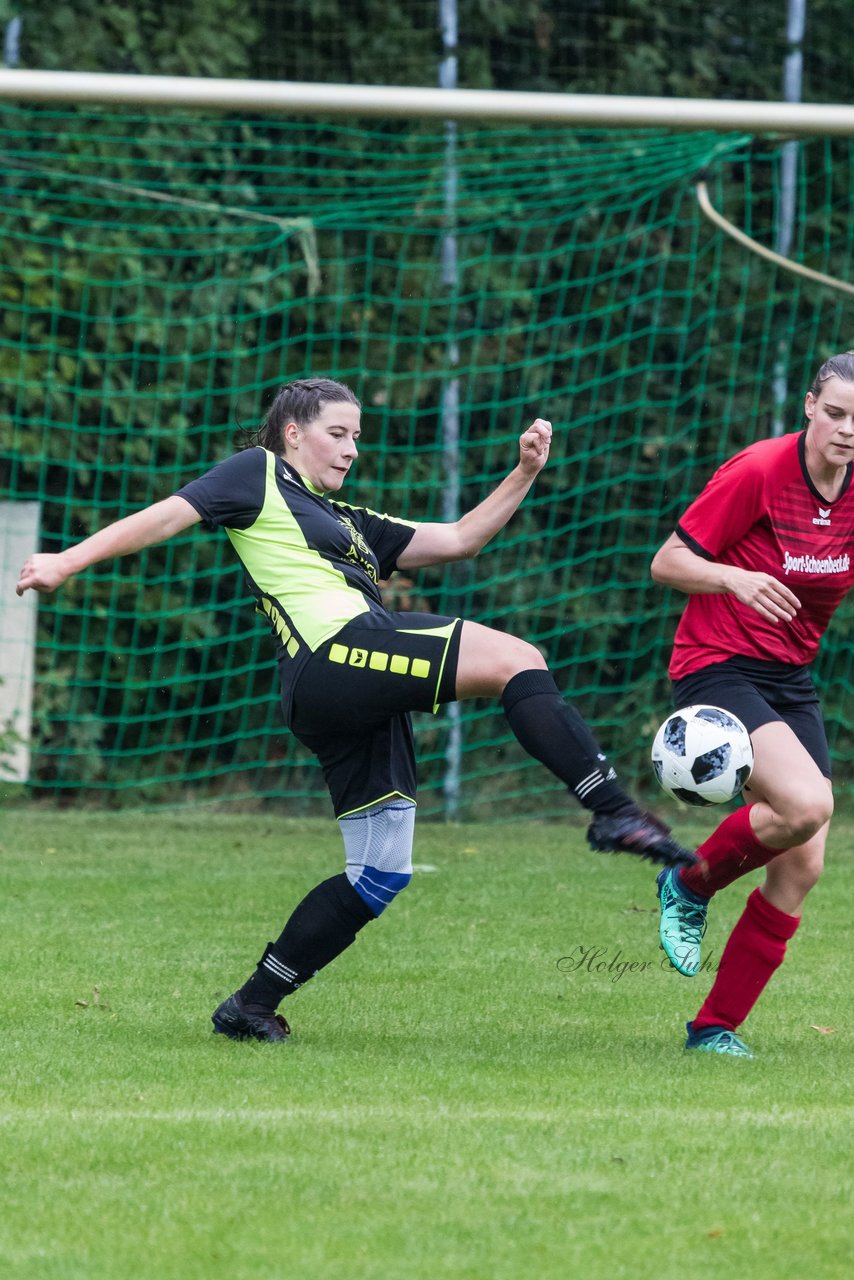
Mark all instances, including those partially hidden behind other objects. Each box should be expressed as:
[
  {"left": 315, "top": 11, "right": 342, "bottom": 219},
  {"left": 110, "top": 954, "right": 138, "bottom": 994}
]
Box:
[
  {"left": 672, "top": 656, "right": 831, "bottom": 779},
  {"left": 285, "top": 611, "right": 463, "bottom": 817}
]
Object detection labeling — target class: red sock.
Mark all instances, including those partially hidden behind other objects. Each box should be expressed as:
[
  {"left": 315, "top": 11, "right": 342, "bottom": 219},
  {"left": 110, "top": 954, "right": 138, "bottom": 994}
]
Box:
[
  {"left": 680, "top": 804, "right": 781, "bottom": 897},
  {"left": 692, "top": 888, "right": 801, "bottom": 1032}
]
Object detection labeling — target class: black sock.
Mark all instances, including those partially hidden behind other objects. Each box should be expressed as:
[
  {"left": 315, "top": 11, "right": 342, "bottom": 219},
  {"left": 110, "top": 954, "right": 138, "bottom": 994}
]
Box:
[
  {"left": 501, "top": 669, "right": 637, "bottom": 815},
  {"left": 237, "top": 873, "right": 375, "bottom": 1011}
]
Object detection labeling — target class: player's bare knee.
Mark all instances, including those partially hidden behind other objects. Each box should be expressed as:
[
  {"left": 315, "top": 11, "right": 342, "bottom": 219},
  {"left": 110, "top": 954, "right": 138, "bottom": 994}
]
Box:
[
  {"left": 499, "top": 637, "right": 547, "bottom": 685},
  {"left": 768, "top": 840, "right": 826, "bottom": 897},
  {"left": 780, "top": 793, "right": 833, "bottom": 846},
  {"left": 795, "top": 848, "right": 825, "bottom": 892}
]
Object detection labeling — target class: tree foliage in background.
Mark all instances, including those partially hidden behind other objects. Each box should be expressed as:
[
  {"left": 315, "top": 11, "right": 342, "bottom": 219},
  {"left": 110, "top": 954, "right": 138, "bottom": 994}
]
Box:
[{"left": 2, "top": 1, "right": 854, "bottom": 805}]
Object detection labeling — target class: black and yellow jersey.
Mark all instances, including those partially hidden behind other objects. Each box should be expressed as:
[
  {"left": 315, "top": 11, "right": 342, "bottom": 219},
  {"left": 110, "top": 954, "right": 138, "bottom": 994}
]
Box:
[{"left": 176, "top": 446, "right": 418, "bottom": 706}]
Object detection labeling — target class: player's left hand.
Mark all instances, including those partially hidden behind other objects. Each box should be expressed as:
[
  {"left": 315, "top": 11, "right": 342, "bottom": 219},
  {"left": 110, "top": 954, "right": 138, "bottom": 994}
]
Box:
[
  {"left": 518, "top": 418, "right": 551, "bottom": 476},
  {"left": 16, "top": 552, "right": 71, "bottom": 596}
]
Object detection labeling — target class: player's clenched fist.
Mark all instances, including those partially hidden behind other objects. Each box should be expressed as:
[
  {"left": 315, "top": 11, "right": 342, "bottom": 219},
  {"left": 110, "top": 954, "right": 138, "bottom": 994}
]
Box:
[{"left": 518, "top": 417, "right": 552, "bottom": 474}]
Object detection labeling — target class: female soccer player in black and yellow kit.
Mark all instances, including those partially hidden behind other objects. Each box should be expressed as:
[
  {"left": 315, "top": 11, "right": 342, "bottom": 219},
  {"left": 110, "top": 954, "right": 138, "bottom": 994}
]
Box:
[
  {"left": 17, "top": 378, "right": 692, "bottom": 1043},
  {"left": 652, "top": 351, "right": 854, "bottom": 1057}
]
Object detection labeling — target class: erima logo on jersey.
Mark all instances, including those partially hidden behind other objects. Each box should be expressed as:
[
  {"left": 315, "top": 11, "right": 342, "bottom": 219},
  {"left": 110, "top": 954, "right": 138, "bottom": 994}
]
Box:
[{"left": 813, "top": 506, "right": 832, "bottom": 526}]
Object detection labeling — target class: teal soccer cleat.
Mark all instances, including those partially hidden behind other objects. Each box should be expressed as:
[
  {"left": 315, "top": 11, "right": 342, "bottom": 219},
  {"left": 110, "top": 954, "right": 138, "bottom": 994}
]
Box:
[
  {"left": 656, "top": 866, "right": 709, "bottom": 976},
  {"left": 684, "top": 1021, "right": 754, "bottom": 1058}
]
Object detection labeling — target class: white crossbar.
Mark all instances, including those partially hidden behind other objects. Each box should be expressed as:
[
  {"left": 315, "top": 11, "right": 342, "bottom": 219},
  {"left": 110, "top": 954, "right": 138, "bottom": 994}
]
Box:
[{"left": 1, "top": 69, "right": 854, "bottom": 135}]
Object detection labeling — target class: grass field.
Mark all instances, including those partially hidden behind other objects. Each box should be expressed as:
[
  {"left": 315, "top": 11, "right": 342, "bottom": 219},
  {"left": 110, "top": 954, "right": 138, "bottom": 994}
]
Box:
[{"left": 1, "top": 807, "right": 851, "bottom": 1279}]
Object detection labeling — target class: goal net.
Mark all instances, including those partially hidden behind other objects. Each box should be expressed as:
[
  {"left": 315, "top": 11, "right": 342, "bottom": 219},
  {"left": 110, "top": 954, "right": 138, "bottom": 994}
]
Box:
[{"left": 2, "top": 103, "right": 852, "bottom": 814}]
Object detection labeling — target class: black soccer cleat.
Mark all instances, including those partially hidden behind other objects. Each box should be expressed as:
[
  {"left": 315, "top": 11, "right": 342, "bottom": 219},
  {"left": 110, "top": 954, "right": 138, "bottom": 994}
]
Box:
[
  {"left": 586, "top": 808, "right": 698, "bottom": 868},
  {"left": 211, "top": 992, "right": 291, "bottom": 1043}
]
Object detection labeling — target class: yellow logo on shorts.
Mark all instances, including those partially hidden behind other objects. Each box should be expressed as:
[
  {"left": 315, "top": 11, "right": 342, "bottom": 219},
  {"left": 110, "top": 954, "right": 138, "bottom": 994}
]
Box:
[{"left": 328, "top": 643, "right": 430, "bottom": 679}]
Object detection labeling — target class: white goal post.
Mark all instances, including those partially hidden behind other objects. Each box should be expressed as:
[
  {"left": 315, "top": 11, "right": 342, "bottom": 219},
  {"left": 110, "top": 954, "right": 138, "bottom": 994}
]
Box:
[
  {"left": 0, "top": 502, "right": 40, "bottom": 784},
  {"left": 1, "top": 68, "right": 854, "bottom": 134}
]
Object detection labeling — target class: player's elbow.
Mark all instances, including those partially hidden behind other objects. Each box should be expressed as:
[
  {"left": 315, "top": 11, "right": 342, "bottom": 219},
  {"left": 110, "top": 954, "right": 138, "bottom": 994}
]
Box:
[
  {"left": 650, "top": 537, "right": 687, "bottom": 585},
  {"left": 650, "top": 548, "right": 668, "bottom": 583},
  {"left": 450, "top": 522, "right": 484, "bottom": 561}
]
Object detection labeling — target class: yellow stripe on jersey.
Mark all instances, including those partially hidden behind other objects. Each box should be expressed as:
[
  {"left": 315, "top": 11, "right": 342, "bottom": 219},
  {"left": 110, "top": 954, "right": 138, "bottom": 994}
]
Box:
[
  {"left": 226, "top": 449, "right": 371, "bottom": 651},
  {"left": 258, "top": 596, "right": 300, "bottom": 657}
]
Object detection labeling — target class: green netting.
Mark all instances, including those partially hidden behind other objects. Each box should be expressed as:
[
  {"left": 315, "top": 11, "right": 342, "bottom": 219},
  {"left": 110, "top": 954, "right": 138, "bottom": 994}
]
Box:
[{"left": 2, "top": 107, "right": 853, "bottom": 816}]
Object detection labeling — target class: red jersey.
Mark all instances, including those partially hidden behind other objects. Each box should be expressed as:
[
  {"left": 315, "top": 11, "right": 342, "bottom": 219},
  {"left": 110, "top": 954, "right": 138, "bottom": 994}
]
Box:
[{"left": 669, "top": 431, "right": 854, "bottom": 679}]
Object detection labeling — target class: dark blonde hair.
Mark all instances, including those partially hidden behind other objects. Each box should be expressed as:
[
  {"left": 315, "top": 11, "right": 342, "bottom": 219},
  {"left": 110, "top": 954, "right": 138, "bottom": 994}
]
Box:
[{"left": 252, "top": 378, "right": 360, "bottom": 451}]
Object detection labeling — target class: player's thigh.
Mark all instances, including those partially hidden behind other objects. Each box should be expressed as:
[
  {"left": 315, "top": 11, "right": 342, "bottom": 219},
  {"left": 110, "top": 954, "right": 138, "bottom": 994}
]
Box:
[
  {"left": 290, "top": 613, "right": 462, "bottom": 730},
  {"left": 454, "top": 620, "right": 546, "bottom": 699},
  {"left": 745, "top": 719, "right": 833, "bottom": 831},
  {"left": 292, "top": 714, "right": 417, "bottom": 819},
  {"left": 674, "top": 659, "right": 832, "bottom": 826},
  {"left": 743, "top": 728, "right": 831, "bottom": 895}
]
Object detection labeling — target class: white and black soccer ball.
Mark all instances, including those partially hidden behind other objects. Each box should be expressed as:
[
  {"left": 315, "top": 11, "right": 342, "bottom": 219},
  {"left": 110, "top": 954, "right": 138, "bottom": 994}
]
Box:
[{"left": 651, "top": 704, "right": 754, "bottom": 807}]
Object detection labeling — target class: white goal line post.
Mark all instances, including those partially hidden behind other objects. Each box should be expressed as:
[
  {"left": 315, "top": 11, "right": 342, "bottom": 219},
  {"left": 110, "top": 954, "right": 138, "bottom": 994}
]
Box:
[
  {"left": 0, "top": 502, "right": 40, "bottom": 786},
  {"left": 2, "top": 68, "right": 854, "bottom": 135}
]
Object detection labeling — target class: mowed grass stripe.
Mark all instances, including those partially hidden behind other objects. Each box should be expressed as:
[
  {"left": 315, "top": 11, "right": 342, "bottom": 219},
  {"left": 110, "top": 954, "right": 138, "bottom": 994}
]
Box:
[
  {"left": 1, "top": 809, "right": 852, "bottom": 1280},
  {"left": 1, "top": 1104, "right": 853, "bottom": 1125}
]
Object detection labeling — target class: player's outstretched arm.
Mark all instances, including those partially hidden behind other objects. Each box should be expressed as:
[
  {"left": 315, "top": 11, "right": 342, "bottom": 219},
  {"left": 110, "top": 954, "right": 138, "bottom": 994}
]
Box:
[
  {"left": 16, "top": 495, "right": 202, "bottom": 597},
  {"left": 651, "top": 531, "right": 801, "bottom": 624},
  {"left": 397, "top": 417, "right": 552, "bottom": 569}
]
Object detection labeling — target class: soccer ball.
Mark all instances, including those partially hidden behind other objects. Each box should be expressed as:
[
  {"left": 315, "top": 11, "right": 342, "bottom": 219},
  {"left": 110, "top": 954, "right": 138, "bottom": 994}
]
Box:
[{"left": 651, "top": 704, "right": 754, "bottom": 807}]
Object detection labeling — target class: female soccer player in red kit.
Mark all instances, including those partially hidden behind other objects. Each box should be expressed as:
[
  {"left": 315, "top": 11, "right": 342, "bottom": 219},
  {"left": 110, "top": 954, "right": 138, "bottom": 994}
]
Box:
[{"left": 651, "top": 350, "right": 854, "bottom": 1057}]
